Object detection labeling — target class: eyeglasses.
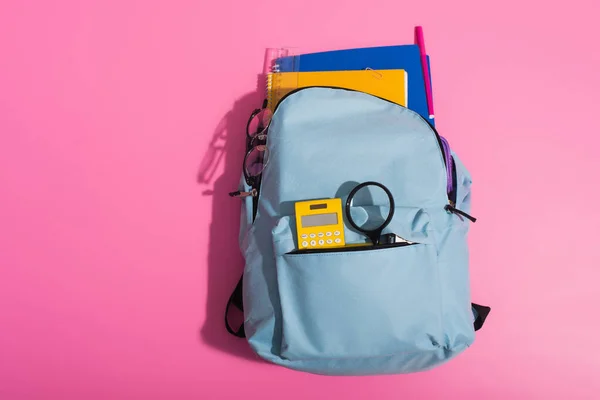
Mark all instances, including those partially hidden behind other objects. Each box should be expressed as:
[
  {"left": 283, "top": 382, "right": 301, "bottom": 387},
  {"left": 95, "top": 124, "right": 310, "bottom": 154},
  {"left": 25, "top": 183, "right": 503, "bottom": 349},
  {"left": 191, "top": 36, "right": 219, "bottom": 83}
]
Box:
[
  {"left": 243, "top": 144, "right": 269, "bottom": 186},
  {"left": 246, "top": 108, "right": 272, "bottom": 147},
  {"left": 242, "top": 108, "right": 272, "bottom": 186},
  {"left": 229, "top": 107, "right": 273, "bottom": 198}
]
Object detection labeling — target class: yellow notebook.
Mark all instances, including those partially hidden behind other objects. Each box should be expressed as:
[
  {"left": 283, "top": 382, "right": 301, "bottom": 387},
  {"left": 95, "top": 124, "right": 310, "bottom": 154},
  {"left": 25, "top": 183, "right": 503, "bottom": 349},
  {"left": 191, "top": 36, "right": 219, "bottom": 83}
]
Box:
[{"left": 266, "top": 69, "right": 408, "bottom": 111}]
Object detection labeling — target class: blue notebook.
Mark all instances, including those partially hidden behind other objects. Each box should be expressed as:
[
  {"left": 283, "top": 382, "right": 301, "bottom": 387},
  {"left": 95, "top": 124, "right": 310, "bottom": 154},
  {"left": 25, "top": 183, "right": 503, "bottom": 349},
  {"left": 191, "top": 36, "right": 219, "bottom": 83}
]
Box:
[{"left": 274, "top": 45, "right": 434, "bottom": 126}]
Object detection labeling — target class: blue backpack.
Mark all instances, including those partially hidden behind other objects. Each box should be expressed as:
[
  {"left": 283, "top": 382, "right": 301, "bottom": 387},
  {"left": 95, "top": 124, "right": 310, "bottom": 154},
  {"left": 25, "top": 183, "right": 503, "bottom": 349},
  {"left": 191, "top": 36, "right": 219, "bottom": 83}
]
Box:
[{"left": 226, "top": 87, "right": 490, "bottom": 375}]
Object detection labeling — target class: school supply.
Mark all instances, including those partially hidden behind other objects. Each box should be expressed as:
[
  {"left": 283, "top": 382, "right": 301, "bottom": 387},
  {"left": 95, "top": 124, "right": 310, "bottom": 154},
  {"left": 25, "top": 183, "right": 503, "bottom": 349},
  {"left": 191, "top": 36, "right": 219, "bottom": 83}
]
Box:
[
  {"left": 266, "top": 69, "right": 408, "bottom": 111},
  {"left": 415, "top": 26, "right": 435, "bottom": 119},
  {"left": 273, "top": 44, "right": 434, "bottom": 124},
  {"left": 226, "top": 87, "right": 490, "bottom": 375},
  {"left": 241, "top": 108, "right": 273, "bottom": 187},
  {"left": 344, "top": 181, "right": 396, "bottom": 246},
  {"left": 225, "top": 108, "right": 273, "bottom": 193},
  {"left": 294, "top": 198, "right": 345, "bottom": 250}
]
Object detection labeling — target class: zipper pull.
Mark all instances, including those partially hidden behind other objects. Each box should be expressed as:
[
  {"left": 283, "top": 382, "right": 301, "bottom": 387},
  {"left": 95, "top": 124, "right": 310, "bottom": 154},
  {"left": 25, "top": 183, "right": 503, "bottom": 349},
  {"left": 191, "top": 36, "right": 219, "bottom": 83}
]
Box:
[
  {"left": 229, "top": 188, "right": 258, "bottom": 198},
  {"left": 445, "top": 204, "right": 477, "bottom": 222}
]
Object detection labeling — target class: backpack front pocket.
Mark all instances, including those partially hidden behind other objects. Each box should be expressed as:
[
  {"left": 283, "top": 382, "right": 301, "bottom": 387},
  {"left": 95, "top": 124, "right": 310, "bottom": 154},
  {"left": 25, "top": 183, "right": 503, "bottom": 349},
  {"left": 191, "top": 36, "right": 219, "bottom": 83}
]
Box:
[{"left": 272, "top": 215, "right": 444, "bottom": 361}]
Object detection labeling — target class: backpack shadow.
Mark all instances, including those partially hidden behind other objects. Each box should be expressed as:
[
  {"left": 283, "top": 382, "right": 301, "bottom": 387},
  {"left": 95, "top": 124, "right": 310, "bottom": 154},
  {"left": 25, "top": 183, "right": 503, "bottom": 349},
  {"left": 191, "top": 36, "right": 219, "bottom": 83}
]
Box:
[{"left": 197, "top": 88, "right": 267, "bottom": 363}]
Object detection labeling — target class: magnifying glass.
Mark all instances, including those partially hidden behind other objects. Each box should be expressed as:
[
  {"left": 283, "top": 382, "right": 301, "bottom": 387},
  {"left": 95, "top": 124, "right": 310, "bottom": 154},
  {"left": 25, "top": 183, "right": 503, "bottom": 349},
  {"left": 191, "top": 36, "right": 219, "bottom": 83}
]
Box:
[{"left": 345, "top": 181, "right": 395, "bottom": 246}]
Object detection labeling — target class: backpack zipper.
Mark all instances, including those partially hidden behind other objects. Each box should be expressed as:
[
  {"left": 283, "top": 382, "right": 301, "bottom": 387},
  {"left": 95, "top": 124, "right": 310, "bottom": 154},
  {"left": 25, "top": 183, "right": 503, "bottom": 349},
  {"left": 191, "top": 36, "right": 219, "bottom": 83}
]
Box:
[
  {"left": 449, "top": 155, "right": 458, "bottom": 206},
  {"left": 440, "top": 136, "right": 454, "bottom": 196},
  {"left": 444, "top": 204, "right": 477, "bottom": 222},
  {"left": 229, "top": 188, "right": 258, "bottom": 198},
  {"left": 286, "top": 241, "right": 416, "bottom": 255},
  {"left": 444, "top": 144, "right": 476, "bottom": 222},
  {"left": 255, "top": 86, "right": 475, "bottom": 222}
]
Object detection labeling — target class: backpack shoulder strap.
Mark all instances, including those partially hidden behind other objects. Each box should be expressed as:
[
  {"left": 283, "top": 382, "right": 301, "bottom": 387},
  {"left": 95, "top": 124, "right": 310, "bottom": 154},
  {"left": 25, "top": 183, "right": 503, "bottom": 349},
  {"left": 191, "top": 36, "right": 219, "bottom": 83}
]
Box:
[
  {"left": 471, "top": 302, "right": 491, "bottom": 331},
  {"left": 224, "top": 276, "right": 245, "bottom": 338}
]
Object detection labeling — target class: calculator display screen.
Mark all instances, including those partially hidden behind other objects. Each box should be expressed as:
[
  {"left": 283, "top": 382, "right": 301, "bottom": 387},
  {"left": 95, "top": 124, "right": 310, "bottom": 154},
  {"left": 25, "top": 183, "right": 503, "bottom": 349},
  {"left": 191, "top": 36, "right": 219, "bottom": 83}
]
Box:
[{"left": 301, "top": 213, "right": 338, "bottom": 227}]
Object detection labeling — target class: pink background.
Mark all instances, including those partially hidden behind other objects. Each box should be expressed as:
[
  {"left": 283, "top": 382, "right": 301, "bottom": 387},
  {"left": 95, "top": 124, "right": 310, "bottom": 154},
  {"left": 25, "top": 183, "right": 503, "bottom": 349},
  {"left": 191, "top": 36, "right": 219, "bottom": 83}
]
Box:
[{"left": 1, "top": 1, "right": 599, "bottom": 399}]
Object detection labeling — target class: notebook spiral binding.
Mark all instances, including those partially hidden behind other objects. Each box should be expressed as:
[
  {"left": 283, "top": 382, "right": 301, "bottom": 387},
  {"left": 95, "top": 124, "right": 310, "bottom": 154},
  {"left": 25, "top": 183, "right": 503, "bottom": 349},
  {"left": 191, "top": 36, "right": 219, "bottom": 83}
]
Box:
[
  {"left": 265, "top": 48, "right": 290, "bottom": 110},
  {"left": 266, "top": 70, "right": 281, "bottom": 111},
  {"left": 266, "top": 73, "right": 273, "bottom": 109},
  {"left": 266, "top": 58, "right": 281, "bottom": 110}
]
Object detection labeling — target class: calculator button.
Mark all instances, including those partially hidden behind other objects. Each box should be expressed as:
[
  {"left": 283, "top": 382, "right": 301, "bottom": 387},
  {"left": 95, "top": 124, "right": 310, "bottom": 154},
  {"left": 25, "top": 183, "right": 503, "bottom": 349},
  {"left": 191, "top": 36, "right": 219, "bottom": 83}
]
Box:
[
  {"left": 326, "top": 239, "right": 333, "bottom": 244},
  {"left": 310, "top": 240, "right": 317, "bottom": 246},
  {"left": 334, "top": 231, "right": 341, "bottom": 236},
  {"left": 301, "top": 234, "right": 308, "bottom": 239},
  {"left": 318, "top": 233, "right": 324, "bottom": 238},
  {"left": 302, "top": 241, "right": 309, "bottom": 247},
  {"left": 318, "top": 240, "right": 325, "bottom": 245},
  {"left": 334, "top": 238, "right": 342, "bottom": 244},
  {"left": 310, "top": 233, "right": 316, "bottom": 238},
  {"left": 326, "top": 232, "right": 332, "bottom": 237}
]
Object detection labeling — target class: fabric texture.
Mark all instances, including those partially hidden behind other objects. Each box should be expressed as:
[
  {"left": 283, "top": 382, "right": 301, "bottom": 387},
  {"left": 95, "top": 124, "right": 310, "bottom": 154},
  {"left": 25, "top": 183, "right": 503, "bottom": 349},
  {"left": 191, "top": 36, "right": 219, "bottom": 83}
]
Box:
[{"left": 239, "top": 88, "right": 475, "bottom": 375}]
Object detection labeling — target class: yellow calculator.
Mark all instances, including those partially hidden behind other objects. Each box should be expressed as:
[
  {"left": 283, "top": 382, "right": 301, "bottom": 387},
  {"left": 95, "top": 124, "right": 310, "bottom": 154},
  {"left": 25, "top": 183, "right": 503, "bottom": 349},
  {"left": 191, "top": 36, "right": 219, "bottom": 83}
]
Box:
[{"left": 295, "top": 198, "right": 346, "bottom": 250}]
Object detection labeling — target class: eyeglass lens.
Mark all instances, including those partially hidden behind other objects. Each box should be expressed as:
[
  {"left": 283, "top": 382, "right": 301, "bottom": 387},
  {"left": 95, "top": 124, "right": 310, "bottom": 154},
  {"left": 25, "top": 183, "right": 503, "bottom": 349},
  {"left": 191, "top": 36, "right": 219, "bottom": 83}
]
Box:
[
  {"left": 247, "top": 108, "right": 273, "bottom": 138},
  {"left": 244, "top": 145, "right": 270, "bottom": 178}
]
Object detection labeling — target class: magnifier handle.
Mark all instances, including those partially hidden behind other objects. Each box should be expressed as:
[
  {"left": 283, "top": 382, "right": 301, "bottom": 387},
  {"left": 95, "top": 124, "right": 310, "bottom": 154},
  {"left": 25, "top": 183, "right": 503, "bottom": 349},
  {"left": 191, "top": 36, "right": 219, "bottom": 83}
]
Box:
[{"left": 367, "top": 229, "right": 384, "bottom": 246}]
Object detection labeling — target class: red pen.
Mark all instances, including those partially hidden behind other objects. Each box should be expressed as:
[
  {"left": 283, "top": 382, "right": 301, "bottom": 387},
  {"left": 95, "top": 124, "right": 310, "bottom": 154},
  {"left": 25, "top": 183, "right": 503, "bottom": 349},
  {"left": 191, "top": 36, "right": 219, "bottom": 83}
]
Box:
[{"left": 415, "top": 26, "right": 434, "bottom": 120}]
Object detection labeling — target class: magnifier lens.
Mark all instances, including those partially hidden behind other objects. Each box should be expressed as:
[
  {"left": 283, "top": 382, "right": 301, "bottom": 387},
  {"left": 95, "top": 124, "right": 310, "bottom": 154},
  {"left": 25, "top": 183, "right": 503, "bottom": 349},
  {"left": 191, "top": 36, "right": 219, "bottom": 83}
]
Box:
[{"left": 348, "top": 184, "right": 392, "bottom": 231}]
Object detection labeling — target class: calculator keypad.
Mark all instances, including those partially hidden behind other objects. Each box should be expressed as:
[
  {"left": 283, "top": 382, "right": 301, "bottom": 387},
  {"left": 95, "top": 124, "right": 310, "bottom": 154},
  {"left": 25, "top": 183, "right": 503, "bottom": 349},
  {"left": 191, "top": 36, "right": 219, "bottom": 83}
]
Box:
[{"left": 301, "top": 230, "right": 343, "bottom": 248}]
